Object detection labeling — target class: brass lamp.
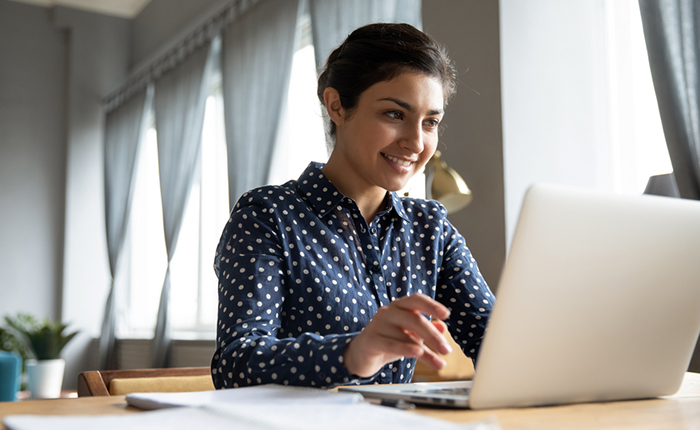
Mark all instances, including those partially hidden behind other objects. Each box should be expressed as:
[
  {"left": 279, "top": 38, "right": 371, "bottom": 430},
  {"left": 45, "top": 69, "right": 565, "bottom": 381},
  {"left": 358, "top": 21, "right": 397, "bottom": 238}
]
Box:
[{"left": 425, "top": 150, "right": 473, "bottom": 213}]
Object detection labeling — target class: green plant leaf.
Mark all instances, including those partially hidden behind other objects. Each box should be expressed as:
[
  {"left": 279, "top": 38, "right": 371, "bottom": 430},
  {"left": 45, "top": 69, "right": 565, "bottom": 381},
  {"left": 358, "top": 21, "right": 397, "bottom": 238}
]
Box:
[{"left": 2, "top": 314, "right": 78, "bottom": 360}]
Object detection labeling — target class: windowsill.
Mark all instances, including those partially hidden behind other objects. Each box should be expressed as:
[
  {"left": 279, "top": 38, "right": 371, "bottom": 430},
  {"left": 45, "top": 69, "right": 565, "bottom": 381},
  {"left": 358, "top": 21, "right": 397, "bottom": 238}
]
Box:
[
  {"left": 116, "top": 331, "right": 215, "bottom": 342},
  {"left": 108, "top": 336, "right": 216, "bottom": 369},
  {"left": 170, "top": 331, "right": 216, "bottom": 342}
]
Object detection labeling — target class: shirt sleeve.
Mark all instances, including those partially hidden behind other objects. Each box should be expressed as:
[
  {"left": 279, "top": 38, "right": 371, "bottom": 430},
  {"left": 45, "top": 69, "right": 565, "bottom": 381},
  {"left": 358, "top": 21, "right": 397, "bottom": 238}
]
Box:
[
  {"left": 435, "top": 208, "right": 495, "bottom": 362},
  {"left": 211, "top": 191, "right": 365, "bottom": 388}
]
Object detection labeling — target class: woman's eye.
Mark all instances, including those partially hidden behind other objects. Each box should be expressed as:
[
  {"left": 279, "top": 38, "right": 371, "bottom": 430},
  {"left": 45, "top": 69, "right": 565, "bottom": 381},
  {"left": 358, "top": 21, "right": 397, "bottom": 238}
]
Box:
[
  {"left": 424, "top": 119, "right": 440, "bottom": 128},
  {"left": 386, "top": 111, "right": 404, "bottom": 120}
]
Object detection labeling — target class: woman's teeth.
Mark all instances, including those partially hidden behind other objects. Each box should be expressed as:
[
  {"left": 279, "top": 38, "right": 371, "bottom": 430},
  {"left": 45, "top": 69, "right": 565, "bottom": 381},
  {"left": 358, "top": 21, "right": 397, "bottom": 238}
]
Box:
[{"left": 384, "top": 154, "right": 412, "bottom": 167}]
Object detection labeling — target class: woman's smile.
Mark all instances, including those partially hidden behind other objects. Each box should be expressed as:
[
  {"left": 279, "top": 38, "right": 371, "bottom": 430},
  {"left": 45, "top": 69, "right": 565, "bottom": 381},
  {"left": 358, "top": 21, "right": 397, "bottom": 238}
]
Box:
[{"left": 322, "top": 72, "right": 445, "bottom": 215}]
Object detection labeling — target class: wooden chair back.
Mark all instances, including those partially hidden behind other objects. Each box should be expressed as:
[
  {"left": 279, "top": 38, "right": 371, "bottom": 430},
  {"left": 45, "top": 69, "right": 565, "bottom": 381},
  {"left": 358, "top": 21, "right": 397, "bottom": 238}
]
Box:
[{"left": 77, "top": 367, "right": 213, "bottom": 397}]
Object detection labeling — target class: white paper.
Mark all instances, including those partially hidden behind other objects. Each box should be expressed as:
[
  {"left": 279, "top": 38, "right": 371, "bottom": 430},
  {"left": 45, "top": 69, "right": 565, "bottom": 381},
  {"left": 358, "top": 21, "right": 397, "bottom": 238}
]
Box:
[
  {"left": 4, "top": 403, "right": 501, "bottom": 430},
  {"left": 4, "top": 408, "right": 229, "bottom": 430},
  {"left": 125, "top": 384, "right": 363, "bottom": 410}
]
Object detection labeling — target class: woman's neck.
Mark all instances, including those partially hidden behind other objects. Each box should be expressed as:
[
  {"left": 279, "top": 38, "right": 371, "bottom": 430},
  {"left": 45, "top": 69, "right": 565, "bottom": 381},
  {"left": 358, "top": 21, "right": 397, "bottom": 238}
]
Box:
[{"left": 321, "top": 160, "right": 387, "bottom": 223}]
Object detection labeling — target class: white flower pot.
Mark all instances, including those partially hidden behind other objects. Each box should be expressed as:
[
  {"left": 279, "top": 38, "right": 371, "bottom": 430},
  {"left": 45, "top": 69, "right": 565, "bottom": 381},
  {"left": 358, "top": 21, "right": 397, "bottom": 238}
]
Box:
[{"left": 25, "top": 358, "right": 65, "bottom": 399}]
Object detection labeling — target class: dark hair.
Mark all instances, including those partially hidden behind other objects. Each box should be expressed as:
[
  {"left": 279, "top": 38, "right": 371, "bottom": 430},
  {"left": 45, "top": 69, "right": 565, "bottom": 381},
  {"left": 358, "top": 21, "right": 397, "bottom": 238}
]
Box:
[{"left": 317, "top": 23, "right": 456, "bottom": 144}]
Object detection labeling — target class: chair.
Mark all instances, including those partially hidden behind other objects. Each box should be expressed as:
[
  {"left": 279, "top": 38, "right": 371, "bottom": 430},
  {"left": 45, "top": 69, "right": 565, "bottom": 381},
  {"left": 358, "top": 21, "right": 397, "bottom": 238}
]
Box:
[
  {"left": 411, "top": 332, "right": 475, "bottom": 382},
  {"left": 77, "top": 367, "right": 214, "bottom": 397}
]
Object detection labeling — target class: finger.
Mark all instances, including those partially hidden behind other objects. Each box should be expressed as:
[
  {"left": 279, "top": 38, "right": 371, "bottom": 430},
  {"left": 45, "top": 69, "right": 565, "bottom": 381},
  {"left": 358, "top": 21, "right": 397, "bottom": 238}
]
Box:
[
  {"left": 379, "top": 336, "right": 425, "bottom": 359},
  {"left": 416, "top": 344, "right": 447, "bottom": 370},
  {"left": 369, "top": 318, "right": 450, "bottom": 361},
  {"left": 432, "top": 320, "right": 447, "bottom": 334},
  {"left": 375, "top": 323, "right": 422, "bottom": 345},
  {"left": 369, "top": 296, "right": 451, "bottom": 355},
  {"left": 383, "top": 310, "right": 451, "bottom": 355},
  {"left": 394, "top": 293, "right": 450, "bottom": 320}
]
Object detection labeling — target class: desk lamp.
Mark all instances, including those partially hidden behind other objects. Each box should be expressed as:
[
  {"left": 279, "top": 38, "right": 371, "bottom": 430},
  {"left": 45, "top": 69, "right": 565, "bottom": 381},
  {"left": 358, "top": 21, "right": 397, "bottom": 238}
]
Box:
[{"left": 425, "top": 150, "right": 472, "bottom": 213}]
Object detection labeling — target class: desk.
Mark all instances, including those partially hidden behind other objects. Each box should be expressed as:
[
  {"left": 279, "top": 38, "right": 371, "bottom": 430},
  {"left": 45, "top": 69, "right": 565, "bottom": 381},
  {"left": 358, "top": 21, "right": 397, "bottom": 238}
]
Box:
[{"left": 1, "top": 372, "right": 699, "bottom": 430}]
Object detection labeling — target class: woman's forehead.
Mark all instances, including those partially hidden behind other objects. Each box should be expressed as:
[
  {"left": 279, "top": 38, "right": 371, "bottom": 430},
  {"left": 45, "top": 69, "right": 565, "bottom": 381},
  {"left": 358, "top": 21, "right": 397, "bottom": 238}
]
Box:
[{"left": 362, "top": 73, "right": 445, "bottom": 110}]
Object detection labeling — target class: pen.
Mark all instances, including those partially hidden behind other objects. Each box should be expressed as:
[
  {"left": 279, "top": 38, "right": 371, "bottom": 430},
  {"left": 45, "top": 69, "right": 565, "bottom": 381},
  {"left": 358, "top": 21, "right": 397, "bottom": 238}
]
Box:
[{"left": 365, "top": 398, "right": 417, "bottom": 410}]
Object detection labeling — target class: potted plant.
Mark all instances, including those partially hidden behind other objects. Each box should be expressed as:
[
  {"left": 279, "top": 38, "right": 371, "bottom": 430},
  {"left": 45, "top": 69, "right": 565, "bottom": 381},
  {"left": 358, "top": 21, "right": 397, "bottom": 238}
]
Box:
[{"left": 4, "top": 314, "right": 78, "bottom": 399}]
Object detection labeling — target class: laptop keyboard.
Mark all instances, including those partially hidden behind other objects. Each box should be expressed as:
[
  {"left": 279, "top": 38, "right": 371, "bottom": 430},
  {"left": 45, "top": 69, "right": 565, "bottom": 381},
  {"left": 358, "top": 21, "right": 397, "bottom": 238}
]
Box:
[{"left": 402, "top": 387, "right": 472, "bottom": 396}]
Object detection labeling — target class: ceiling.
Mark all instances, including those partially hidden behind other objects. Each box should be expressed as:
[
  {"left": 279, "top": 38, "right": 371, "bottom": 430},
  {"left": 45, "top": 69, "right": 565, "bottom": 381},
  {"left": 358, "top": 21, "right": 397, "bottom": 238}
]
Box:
[{"left": 8, "top": 0, "right": 152, "bottom": 18}]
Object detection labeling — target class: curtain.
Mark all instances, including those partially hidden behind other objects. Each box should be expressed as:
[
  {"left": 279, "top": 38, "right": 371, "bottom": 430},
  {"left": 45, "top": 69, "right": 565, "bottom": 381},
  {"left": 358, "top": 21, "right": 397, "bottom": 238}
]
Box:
[
  {"left": 639, "top": 0, "right": 700, "bottom": 200},
  {"left": 100, "top": 88, "right": 150, "bottom": 370},
  {"left": 151, "top": 40, "right": 217, "bottom": 368},
  {"left": 222, "top": 0, "right": 300, "bottom": 207},
  {"left": 308, "top": 0, "right": 423, "bottom": 72}
]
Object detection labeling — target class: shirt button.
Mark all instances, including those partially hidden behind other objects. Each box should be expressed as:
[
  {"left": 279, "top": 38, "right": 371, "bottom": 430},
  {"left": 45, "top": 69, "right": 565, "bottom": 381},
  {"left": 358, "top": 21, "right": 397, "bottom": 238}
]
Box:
[
  {"left": 370, "top": 228, "right": 376, "bottom": 234},
  {"left": 371, "top": 265, "right": 381, "bottom": 274}
]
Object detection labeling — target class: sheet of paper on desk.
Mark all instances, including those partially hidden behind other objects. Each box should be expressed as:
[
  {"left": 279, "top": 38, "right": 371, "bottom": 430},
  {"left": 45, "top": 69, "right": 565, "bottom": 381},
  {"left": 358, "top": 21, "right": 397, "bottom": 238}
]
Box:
[
  {"left": 4, "top": 403, "right": 501, "bottom": 430},
  {"left": 125, "top": 384, "right": 364, "bottom": 410}
]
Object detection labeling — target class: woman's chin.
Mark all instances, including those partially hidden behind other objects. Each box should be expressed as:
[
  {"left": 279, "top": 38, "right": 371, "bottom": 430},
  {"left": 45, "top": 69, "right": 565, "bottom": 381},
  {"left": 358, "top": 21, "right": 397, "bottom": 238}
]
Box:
[{"left": 383, "top": 182, "right": 411, "bottom": 193}]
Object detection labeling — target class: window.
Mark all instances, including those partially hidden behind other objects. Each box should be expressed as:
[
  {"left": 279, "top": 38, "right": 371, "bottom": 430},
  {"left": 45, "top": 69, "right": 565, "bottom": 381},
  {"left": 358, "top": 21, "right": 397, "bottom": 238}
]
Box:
[
  {"left": 605, "top": 0, "right": 673, "bottom": 194},
  {"left": 121, "top": 119, "right": 167, "bottom": 338},
  {"left": 169, "top": 79, "right": 229, "bottom": 336},
  {"left": 269, "top": 13, "right": 328, "bottom": 185},
  {"left": 501, "top": 0, "right": 674, "bottom": 247},
  {"left": 122, "top": 71, "right": 229, "bottom": 339}
]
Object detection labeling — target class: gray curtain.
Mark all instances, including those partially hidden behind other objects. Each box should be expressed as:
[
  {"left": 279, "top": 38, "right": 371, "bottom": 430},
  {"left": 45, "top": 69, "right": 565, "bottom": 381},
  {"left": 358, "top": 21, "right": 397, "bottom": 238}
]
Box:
[
  {"left": 308, "top": 0, "right": 423, "bottom": 72},
  {"left": 100, "top": 88, "right": 150, "bottom": 370},
  {"left": 151, "top": 40, "right": 217, "bottom": 368},
  {"left": 639, "top": 0, "right": 700, "bottom": 200},
  {"left": 222, "top": 0, "right": 300, "bottom": 206}
]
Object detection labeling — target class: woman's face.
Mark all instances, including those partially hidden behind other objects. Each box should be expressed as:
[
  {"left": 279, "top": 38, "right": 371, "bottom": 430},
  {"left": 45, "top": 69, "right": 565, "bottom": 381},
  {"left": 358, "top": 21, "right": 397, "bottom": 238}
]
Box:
[{"left": 330, "top": 72, "right": 445, "bottom": 195}]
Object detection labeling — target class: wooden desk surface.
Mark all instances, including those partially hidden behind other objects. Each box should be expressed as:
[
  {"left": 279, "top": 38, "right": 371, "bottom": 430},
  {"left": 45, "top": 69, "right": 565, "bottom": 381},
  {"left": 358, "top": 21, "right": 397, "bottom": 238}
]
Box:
[{"left": 1, "top": 372, "right": 699, "bottom": 430}]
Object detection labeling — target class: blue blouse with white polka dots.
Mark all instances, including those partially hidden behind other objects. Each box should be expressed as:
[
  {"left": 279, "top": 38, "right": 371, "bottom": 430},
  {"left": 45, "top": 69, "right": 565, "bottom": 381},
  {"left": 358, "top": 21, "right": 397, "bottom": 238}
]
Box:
[{"left": 211, "top": 162, "right": 494, "bottom": 389}]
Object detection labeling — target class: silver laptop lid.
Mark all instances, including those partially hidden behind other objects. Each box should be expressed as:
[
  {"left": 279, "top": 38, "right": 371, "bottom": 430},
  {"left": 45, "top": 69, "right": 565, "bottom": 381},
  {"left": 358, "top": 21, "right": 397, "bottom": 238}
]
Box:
[{"left": 469, "top": 183, "right": 700, "bottom": 409}]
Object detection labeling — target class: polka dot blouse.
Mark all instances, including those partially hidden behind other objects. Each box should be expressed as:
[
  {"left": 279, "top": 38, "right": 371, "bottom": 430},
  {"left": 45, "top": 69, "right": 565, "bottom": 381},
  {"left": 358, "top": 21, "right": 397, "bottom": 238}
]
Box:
[{"left": 211, "top": 162, "right": 494, "bottom": 389}]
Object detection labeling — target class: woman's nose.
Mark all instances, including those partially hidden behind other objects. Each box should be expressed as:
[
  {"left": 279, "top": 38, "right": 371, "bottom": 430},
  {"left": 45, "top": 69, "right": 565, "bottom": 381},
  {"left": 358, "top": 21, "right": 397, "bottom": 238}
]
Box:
[{"left": 400, "top": 122, "right": 424, "bottom": 153}]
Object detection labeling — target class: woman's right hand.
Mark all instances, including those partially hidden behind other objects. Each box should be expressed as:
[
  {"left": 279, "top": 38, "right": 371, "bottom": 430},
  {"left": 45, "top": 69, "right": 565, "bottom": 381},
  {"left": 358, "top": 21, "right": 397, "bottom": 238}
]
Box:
[{"left": 343, "top": 293, "right": 453, "bottom": 378}]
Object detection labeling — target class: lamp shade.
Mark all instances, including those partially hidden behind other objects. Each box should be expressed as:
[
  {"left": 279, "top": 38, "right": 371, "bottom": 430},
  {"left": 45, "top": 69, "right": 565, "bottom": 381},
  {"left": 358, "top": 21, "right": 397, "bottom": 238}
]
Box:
[
  {"left": 643, "top": 173, "right": 680, "bottom": 198},
  {"left": 426, "top": 151, "right": 472, "bottom": 213}
]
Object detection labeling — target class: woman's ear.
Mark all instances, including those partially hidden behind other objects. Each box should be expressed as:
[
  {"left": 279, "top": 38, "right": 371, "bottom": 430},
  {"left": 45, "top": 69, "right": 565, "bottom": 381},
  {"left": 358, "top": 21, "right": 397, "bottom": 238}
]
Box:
[{"left": 323, "top": 87, "right": 344, "bottom": 127}]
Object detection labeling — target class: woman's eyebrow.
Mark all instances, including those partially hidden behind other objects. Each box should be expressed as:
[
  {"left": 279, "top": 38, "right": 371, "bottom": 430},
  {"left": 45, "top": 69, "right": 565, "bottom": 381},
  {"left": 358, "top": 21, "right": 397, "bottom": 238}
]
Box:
[{"left": 378, "top": 97, "right": 444, "bottom": 115}]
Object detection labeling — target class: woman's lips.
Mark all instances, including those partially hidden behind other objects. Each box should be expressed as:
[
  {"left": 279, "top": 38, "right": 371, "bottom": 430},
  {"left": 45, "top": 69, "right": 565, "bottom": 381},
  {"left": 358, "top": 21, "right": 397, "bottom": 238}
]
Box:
[{"left": 382, "top": 153, "right": 414, "bottom": 167}]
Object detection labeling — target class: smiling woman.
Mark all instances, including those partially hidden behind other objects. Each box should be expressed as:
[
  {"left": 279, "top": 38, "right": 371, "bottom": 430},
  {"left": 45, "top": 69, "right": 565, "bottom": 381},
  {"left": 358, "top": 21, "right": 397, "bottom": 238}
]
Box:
[
  {"left": 321, "top": 73, "right": 444, "bottom": 222},
  {"left": 211, "top": 23, "right": 494, "bottom": 389}
]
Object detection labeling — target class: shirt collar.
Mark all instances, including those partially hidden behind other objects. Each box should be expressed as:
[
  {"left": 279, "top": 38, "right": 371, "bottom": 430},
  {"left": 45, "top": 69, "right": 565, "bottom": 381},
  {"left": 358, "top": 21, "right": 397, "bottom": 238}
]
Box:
[
  {"left": 387, "top": 191, "right": 410, "bottom": 221},
  {"left": 297, "top": 162, "right": 410, "bottom": 222},
  {"left": 297, "top": 162, "right": 345, "bottom": 217}
]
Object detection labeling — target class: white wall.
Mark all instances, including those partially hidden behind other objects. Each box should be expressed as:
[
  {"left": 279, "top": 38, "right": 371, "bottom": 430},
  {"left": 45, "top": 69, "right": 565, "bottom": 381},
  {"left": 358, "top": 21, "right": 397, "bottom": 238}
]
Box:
[
  {"left": 0, "top": 0, "right": 68, "bottom": 322},
  {"left": 0, "top": 1, "right": 130, "bottom": 388},
  {"left": 55, "top": 6, "right": 131, "bottom": 389},
  {"left": 500, "top": 0, "right": 611, "bottom": 247}
]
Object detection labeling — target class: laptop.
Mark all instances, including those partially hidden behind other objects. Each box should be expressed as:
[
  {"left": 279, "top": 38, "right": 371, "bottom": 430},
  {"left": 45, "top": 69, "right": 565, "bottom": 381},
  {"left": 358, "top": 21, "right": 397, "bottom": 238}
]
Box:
[{"left": 340, "top": 183, "right": 700, "bottom": 409}]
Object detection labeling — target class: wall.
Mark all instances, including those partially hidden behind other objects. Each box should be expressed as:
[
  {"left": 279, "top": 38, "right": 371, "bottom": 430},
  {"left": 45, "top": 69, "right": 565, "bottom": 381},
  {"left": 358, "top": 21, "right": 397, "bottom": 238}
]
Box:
[
  {"left": 500, "top": 0, "right": 610, "bottom": 246},
  {"left": 0, "top": 0, "right": 68, "bottom": 322},
  {"left": 55, "top": 6, "right": 131, "bottom": 389},
  {"left": 422, "top": 0, "right": 506, "bottom": 290},
  {"left": 0, "top": 0, "right": 131, "bottom": 389}
]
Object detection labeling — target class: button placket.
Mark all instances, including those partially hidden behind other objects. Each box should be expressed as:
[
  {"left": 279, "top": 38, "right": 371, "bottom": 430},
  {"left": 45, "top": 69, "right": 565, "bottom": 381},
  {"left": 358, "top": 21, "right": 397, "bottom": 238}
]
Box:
[{"left": 357, "top": 217, "right": 389, "bottom": 307}]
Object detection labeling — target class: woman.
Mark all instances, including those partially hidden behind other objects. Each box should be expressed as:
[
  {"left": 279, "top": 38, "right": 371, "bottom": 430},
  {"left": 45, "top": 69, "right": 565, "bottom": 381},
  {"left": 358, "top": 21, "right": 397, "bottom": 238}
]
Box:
[{"left": 211, "top": 23, "right": 494, "bottom": 388}]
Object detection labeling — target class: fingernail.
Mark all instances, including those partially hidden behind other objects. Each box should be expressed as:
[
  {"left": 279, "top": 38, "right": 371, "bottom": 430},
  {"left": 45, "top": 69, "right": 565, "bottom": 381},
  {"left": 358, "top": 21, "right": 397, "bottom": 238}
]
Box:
[
  {"left": 442, "top": 342, "right": 452, "bottom": 355},
  {"left": 436, "top": 357, "right": 447, "bottom": 369}
]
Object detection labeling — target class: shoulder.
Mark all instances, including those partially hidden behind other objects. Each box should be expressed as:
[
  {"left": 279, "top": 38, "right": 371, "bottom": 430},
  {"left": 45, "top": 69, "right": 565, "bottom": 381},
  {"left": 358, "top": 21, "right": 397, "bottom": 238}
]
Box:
[
  {"left": 395, "top": 196, "right": 448, "bottom": 223},
  {"left": 232, "top": 181, "right": 302, "bottom": 213}
]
